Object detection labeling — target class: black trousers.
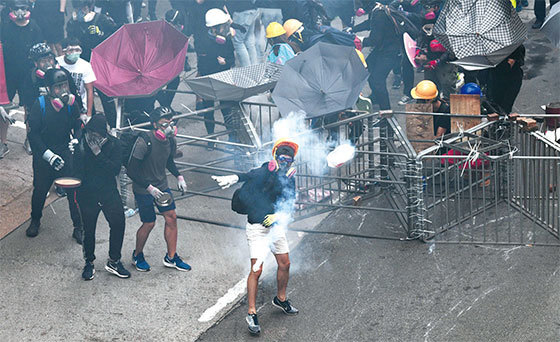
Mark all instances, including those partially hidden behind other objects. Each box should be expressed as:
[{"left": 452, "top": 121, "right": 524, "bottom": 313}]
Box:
[
  {"left": 535, "top": 0, "right": 560, "bottom": 21},
  {"left": 367, "top": 51, "right": 399, "bottom": 110},
  {"left": 77, "top": 188, "right": 125, "bottom": 263},
  {"left": 196, "top": 100, "right": 234, "bottom": 139},
  {"left": 156, "top": 76, "right": 181, "bottom": 108},
  {"left": 488, "top": 66, "right": 523, "bottom": 114},
  {"left": 401, "top": 53, "right": 414, "bottom": 97},
  {"left": 31, "top": 152, "right": 82, "bottom": 227}
]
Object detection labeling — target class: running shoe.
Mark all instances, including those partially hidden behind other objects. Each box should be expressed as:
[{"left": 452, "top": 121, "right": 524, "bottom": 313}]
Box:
[
  {"left": 82, "top": 262, "right": 95, "bottom": 280},
  {"left": 105, "top": 260, "right": 131, "bottom": 278},
  {"left": 272, "top": 296, "right": 299, "bottom": 315},
  {"left": 246, "top": 313, "right": 261, "bottom": 335},
  {"left": 26, "top": 219, "right": 40, "bottom": 237},
  {"left": 0, "top": 143, "right": 9, "bottom": 158},
  {"left": 132, "top": 250, "right": 151, "bottom": 272},
  {"left": 163, "top": 253, "right": 191, "bottom": 271}
]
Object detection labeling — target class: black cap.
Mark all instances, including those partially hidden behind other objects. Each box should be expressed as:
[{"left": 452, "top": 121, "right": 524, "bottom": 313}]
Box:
[
  {"left": 44, "top": 69, "right": 68, "bottom": 87},
  {"left": 149, "top": 106, "right": 174, "bottom": 123},
  {"left": 86, "top": 114, "right": 108, "bottom": 137}
]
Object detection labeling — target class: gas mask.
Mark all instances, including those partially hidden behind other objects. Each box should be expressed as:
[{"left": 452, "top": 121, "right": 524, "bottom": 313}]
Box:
[
  {"left": 208, "top": 23, "right": 231, "bottom": 44},
  {"left": 63, "top": 46, "right": 83, "bottom": 64},
  {"left": 48, "top": 81, "right": 75, "bottom": 111},
  {"left": 154, "top": 121, "right": 177, "bottom": 141},
  {"left": 9, "top": 6, "right": 31, "bottom": 22},
  {"left": 35, "top": 56, "right": 57, "bottom": 79}
]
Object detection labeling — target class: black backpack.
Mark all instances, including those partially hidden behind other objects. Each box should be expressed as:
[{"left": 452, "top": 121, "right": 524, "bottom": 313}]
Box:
[
  {"left": 376, "top": 4, "right": 421, "bottom": 39},
  {"left": 120, "top": 130, "right": 152, "bottom": 168}
]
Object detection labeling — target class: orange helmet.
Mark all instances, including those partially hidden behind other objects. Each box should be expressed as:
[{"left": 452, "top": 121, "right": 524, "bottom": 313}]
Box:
[
  {"left": 272, "top": 138, "right": 299, "bottom": 158},
  {"left": 411, "top": 80, "right": 438, "bottom": 100},
  {"left": 283, "top": 19, "right": 303, "bottom": 38}
]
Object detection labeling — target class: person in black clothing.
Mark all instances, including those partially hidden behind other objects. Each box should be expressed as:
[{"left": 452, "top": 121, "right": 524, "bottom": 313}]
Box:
[
  {"left": 26, "top": 69, "right": 83, "bottom": 242},
  {"left": 74, "top": 114, "right": 131, "bottom": 280},
  {"left": 212, "top": 139, "right": 299, "bottom": 335},
  {"left": 32, "top": 0, "right": 66, "bottom": 56},
  {"left": 533, "top": 0, "right": 559, "bottom": 29},
  {"left": 132, "top": 0, "right": 157, "bottom": 22},
  {"left": 1, "top": 0, "right": 42, "bottom": 105},
  {"left": 195, "top": 8, "right": 237, "bottom": 148},
  {"left": 362, "top": 2, "right": 401, "bottom": 110},
  {"left": 487, "top": 45, "right": 525, "bottom": 114}
]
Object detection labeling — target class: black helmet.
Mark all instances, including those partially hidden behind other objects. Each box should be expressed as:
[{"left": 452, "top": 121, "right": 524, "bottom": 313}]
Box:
[
  {"left": 149, "top": 106, "right": 174, "bottom": 123},
  {"left": 29, "top": 43, "right": 54, "bottom": 61},
  {"left": 44, "top": 69, "right": 68, "bottom": 87},
  {"left": 8, "top": 0, "right": 30, "bottom": 10}
]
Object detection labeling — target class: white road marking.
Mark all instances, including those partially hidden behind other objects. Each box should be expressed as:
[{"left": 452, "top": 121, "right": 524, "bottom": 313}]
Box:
[{"left": 198, "top": 278, "right": 247, "bottom": 323}]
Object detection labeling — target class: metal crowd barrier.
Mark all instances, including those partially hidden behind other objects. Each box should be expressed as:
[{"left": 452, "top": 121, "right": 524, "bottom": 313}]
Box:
[{"left": 114, "top": 99, "right": 560, "bottom": 246}]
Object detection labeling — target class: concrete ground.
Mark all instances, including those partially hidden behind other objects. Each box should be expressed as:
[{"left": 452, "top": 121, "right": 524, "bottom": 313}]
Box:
[{"left": 1, "top": 1, "right": 559, "bottom": 341}]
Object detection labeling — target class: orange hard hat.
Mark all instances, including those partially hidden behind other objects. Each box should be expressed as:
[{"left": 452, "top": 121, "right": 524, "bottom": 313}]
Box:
[
  {"left": 283, "top": 19, "right": 303, "bottom": 38},
  {"left": 411, "top": 80, "right": 438, "bottom": 100},
  {"left": 272, "top": 138, "right": 299, "bottom": 158}
]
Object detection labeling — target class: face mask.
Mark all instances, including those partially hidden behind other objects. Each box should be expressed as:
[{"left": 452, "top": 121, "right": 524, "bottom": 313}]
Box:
[
  {"left": 85, "top": 131, "right": 107, "bottom": 156},
  {"left": 66, "top": 52, "right": 81, "bottom": 63},
  {"left": 35, "top": 57, "right": 57, "bottom": 78},
  {"left": 49, "top": 82, "right": 75, "bottom": 111},
  {"left": 424, "top": 12, "right": 436, "bottom": 20}
]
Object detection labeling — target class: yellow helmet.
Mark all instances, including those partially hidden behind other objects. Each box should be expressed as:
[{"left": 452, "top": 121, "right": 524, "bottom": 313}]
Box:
[
  {"left": 266, "top": 22, "right": 287, "bottom": 39},
  {"left": 283, "top": 19, "right": 303, "bottom": 38},
  {"left": 411, "top": 80, "right": 438, "bottom": 100},
  {"left": 272, "top": 138, "right": 299, "bottom": 158}
]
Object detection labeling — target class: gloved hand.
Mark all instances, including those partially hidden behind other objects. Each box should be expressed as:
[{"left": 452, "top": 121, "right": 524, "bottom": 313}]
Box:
[
  {"left": 262, "top": 214, "right": 277, "bottom": 228},
  {"left": 211, "top": 175, "right": 239, "bottom": 189},
  {"left": 424, "top": 59, "right": 440, "bottom": 70},
  {"left": 80, "top": 113, "right": 91, "bottom": 125},
  {"left": 42, "top": 149, "right": 65, "bottom": 171},
  {"left": 0, "top": 107, "right": 15, "bottom": 124},
  {"left": 177, "top": 175, "right": 187, "bottom": 194},
  {"left": 88, "top": 25, "right": 103, "bottom": 36},
  {"left": 68, "top": 138, "right": 78, "bottom": 153},
  {"left": 355, "top": 8, "right": 365, "bottom": 17},
  {"left": 147, "top": 184, "right": 164, "bottom": 199}
]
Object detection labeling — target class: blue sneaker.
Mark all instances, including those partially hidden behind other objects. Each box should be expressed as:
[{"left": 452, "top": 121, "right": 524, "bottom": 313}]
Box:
[
  {"left": 132, "top": 250, "right": 150, "bottom": 272},
  {"left": 163, "top": 253, "right": 191, "bottom": 271}
]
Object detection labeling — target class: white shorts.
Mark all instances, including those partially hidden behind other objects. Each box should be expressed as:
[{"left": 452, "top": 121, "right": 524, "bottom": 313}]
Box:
[{"left": 245, "top": 222, "right": 290, "bottom": 258}]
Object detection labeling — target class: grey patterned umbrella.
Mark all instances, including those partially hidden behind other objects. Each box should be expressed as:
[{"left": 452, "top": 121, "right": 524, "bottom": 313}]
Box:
[
  {"left": 434, "top": 0, "right": 527, "bottom": 70},
  {"left": 185, "top": 62, "right": 282, "bottom": 101}
]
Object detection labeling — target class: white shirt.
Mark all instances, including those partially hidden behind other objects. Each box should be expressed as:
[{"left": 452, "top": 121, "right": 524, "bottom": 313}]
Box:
[{"left": 56, "top": 56, "right": 96, "bottom": 113}]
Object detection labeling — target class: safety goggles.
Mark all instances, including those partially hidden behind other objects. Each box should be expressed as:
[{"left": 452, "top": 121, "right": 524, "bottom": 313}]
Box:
[
  {"left": 157, "top": 120, "right": 175, "bottom": 129},
  {"left": 277, "top": 155, "right": 293, "bottom": 164},
  {"left": 62, "top": 46, "right": 83, "bottom": 54}
]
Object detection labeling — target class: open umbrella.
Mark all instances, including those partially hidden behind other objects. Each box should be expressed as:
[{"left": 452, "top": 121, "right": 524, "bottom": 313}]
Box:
[
  {"left": 91, "top": 20, "right": 188, "bottom": 98},
  {"left": 272, "top": 42, "right": 368, "bottom": 118},
  {"left": 185, "top": 63, "right": 283, "bottom": 101},
  {"left": 434, "top": 0, "right": 527, "bottom": 70},
  {"left": 541, "top": 2, "right": 560, "bottom": 48}
]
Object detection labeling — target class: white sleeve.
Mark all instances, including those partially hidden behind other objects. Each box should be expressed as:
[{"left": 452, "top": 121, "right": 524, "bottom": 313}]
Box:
[{"left": 82, "top": 61, "right": 97, "bottom": 84}]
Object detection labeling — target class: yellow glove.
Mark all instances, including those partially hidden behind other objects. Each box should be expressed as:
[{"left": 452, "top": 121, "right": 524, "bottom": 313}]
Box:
[
  {"left": 262, "top": 214, "right": 277, "bottom": 228},
  {"left": 88, "top": 25, "right": 103, "bottom": 36}
]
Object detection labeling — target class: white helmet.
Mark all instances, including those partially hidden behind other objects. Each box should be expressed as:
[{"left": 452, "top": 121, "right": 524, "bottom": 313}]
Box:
[{"left": 205, "top": 8, "right": 230, "bottom": 27}]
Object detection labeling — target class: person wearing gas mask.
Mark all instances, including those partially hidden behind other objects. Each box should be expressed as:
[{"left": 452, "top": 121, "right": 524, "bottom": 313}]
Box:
[
  {"left": 1, "top": 0, "right": 42, "bottom": 152},
  {"left": 26, "top": 69, "right": 83, "bottom": 242},
  {"left": 126, "top": 106, "right": 190, "bottom": 273},
  {"left": 22, "top": 43, "right": 83, "bottom": 155},
  {"left": 212, "top": 138, "right": 299, "bottom": 335},
  {"left": 74, "top": 113, "right": 130, "bottom": 280},
  {"left": 195, "top": 8, "right": 237, "bottom": 148},
  {"left": 56, "top": 37, "right": 96, "bottom": 119}
]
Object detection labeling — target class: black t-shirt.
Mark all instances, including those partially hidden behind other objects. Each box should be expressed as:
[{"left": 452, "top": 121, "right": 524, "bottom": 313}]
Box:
[
  {"left": 1, "top": 19, "right": 43, "bottom": 74},
  {"left": 433, "top": 100, "right": 451, "bottom": 135},
  {"left": 195, "top": 31, "right": 235, "bottom": 76}
]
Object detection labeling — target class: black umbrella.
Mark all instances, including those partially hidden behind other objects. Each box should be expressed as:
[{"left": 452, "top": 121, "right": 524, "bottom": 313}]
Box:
[
  {"left": 271, "top": 42, "right": 368, "bottom": 118},
  {"left": 185, "top": 62, "right": 282, "bottom": 101}
]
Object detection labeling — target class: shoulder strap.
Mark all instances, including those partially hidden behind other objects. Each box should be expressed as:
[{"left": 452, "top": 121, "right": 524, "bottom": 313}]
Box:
[
  {"left": 39, "top": 95, "right": 45, "bottom": 117},
  {"left": 138, "top": 131, "right": 152, "bottom": 160}
]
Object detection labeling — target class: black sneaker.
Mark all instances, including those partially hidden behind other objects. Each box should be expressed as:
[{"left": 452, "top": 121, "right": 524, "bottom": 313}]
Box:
[
  {"left": 532, "top": 19, "right": 544, "bottom": 29},
  {"left": 272, "top": 296, "right": 299, "bottom": 315},
  {"left": 26, "top": 219, "right": 40, "bottom": 237},
  {"left": 105, "top": 260, "right": 131, "bottom": 278},
  {"left": 72, "top": 227, "right": 83, "bottom": 245},
  {"left": 82, "top": 262, "right": 95, "bottom": 280},
  {"left": 246, "top": 313, "right": 261, "bottom": 335}
]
